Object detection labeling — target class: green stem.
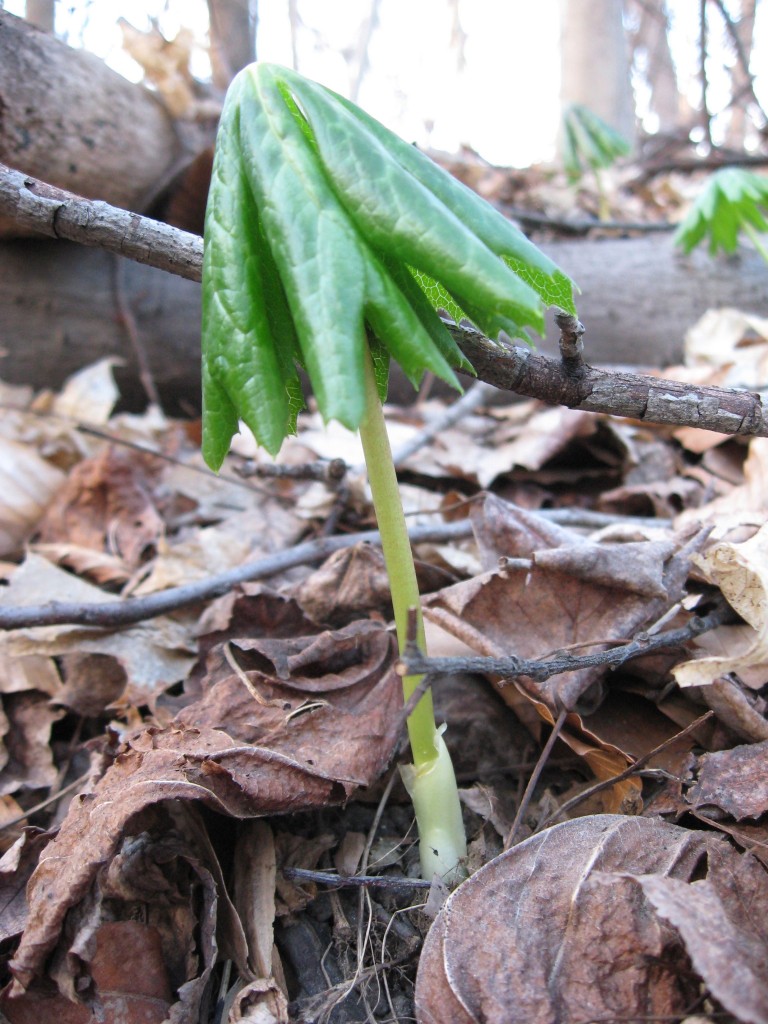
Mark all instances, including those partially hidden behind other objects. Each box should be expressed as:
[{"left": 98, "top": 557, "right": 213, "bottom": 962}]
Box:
[
  {"left": 358, "top": 347, "right": 438, "bottom": 766},
  {"left": 744, "top": 223, "right": 768, "bottom": 266},
  {"left": 358, "top": 345, "right": 467, "bottom": 882}
]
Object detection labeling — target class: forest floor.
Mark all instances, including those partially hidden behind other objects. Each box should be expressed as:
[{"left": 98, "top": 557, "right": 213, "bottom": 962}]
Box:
[{"left": 0, "top": 157, "right": 767, "bottom": 1024}]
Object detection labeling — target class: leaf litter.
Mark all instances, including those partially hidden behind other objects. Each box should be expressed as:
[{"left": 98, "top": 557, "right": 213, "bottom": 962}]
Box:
[{"left": 0, "top": 349, "right": 766, "bottom": 1023}]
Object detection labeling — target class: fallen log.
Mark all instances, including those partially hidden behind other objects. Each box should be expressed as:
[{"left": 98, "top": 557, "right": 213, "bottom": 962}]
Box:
[
  {"left": 0, "top": 11, "right": 190, "bottom": 232},
  {"left": 1, "top": 230, "right": 766, "bottom": 411}
]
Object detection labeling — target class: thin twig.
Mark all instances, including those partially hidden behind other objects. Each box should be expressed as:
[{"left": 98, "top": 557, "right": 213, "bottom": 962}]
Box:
[
  {"left": 0, "top": 520, "right": 474, "bottom": 630},
  {"left": 390, "top": 380, "right": 497, "bottom": 467},
  {"left": 111, "top": 256, "right": 162, "bottom": 408},
  {"left": 555, "top": 310, "right": 586, "bottom": 376},
  {"left": 0, "top": 771, "right": 91, "bottom": 831},
  {"left": 399, "top": 600, "right": 736, "bottom": 683},
  {"left": 537, "top": 710, "right": 715, "bottom": 830},
  {"left": 496, "top": 203, "right": 677, "bottom": 235},
  {"left": 504, "top": 707, "right": 568, "bottom": 849},
  {"left": 281, "top": 867, "right": 430, "bottom": 891},
  {"left": 708, "top": 0, "right": 767, "bottom": 128},
  {"left": 699, "top": 0, "right": 714, "bottom": 149},
  {"left": 236, "top": 457, "right": 347, "bottom": 484}
]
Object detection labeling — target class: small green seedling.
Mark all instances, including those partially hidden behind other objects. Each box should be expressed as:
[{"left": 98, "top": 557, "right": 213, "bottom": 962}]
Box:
[
  {"left": 201, "top": 63, "right": 577, "bottom": 882},
  {"left": 562, "top": 103, "right": 631, "bottom": 221},
  {"left": 674, "top": 167, "right": 768, "bottom": 265}
]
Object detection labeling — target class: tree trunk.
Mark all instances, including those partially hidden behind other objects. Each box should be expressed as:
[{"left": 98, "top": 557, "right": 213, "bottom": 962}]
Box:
[
  {"left": 0, "top": 11, "right": 184, "bottom": 234},
  {"left": 23, "top": 0, "right": 55, "bottom": 32},
  {"left": 1, "top": 234, "right": 766, "bottom": 412},
  {"left": 626, "top": 0, "right": 690, "bottom": 133},
  {"left": 559, "top": 0, "right": 636, "bottom": 146},
  {"left": 723, "top": 0, "right": 758, "bottom": 149},
  {"left": 206, "top": 0, "right": 258, "bottom": 90}
]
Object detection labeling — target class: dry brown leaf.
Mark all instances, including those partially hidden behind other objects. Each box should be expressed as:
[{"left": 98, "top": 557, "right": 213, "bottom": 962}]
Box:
[
  {"left": 533, "top": 538, "right": 675, "bottom": 597},
  {"left": 524, "top": 694, "right": 642, "bottom": 814},
  {"left": 676, "top": 436, "right": 768, "bottom": 536},
  {"left": 0, "top": 692, "right": 63, "bottom": 796},
  {"left": 9, "top": 620, "right": 400, "bottom": 998},
  {"left": 415, "top": 815, "right": 768, "bottom": 1024},
  {"left": 0, "top": 829, "right": 51, "bottom": 943},
  {"left": 639, "top": 866, "right": 768, "bottom": 1024},
  {"left": 429, "top": 405, "right": 598, "bottom": 489},
  {"left": 36, "top": 445, "right": 165, "bottom": 576},
  {"left": 472, "top": 493, "right": 577, "bottom": 567},
  {"left": 425, "top": 499, "right": 704, "bottom": 710},
  {"left": 687, "top": 740, "right": 768, "bottom": 820},
  {"left": 131, "top": 497, "right": 306, "bottom": 596},
  {"left": 56, "top": 654, "right": 127, "bottom": 716},
  {"left": 4, "top": 800, "right": 250, "bottom": 1022},
  {"left": 2, "top": 920, "right": 173, "bottom": 1023},
  {"left": 296, "top": 543, "right": 392, "bottom": 625}
]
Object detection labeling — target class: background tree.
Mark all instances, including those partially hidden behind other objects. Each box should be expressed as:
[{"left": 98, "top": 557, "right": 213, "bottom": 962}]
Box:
[{"left": 559, "top": 0, "right": 636, "bottom": 149}]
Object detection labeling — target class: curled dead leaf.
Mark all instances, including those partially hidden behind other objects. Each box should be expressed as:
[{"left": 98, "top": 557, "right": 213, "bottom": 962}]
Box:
[
  {"left": 674, "top": 523, "right": 768, "bottom": 689},
  {"left": 416, "top": 814, "right": 768, "bottom": 1024},
  {"left": 9, "top": 620, "right": 401, "bottom": 1005},
  {"left": 687, "top": 739, "right": 768, "bottom": 820}
]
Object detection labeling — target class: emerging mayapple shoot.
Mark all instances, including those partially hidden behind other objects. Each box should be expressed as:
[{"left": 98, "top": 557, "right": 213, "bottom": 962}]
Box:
[
  {"left": 201, "top": 63, "right": 577, "bottom": 881},
  {"left": 674, "top": 167, "right": 768, "bottom": 265}
]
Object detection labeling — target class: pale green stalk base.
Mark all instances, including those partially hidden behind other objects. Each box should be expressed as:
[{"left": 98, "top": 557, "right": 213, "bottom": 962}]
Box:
[
  {"left": 358, "top": 347, "right": 467, "bottom": 881},
  {"left": 400, "top": 729, "right": 468, "bottom": 884}
]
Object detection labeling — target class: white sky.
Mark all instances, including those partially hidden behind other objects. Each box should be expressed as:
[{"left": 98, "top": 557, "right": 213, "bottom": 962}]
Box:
[{"left": 4, "top": 0, "right": 767, "bottom": 165}]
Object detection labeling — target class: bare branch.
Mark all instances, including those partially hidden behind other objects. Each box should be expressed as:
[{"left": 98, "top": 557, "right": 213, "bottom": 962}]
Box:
[
  {"left": 0, "top": 521, "right": 473, "bottom": 631},
  {"left": 453, "top": 325, "right": 768, "bottom": 437},
  {"left": 0, "top": 162, "right": 202, "bottom": 281},
  {"left": 2, "top": 161, "right": 766, "bottom": 439},
  {"left": 398, "top": 599, "right": 736, "bottom": 684}
]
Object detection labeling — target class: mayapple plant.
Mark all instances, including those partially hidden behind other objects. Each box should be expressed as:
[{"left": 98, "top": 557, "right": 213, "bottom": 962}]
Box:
[
  {"left": 674, "top": 167, "right": 768, "bottom": 265},
  {"left": 561, "top": 104, "right": 631, "bottom": 221},
  {"left": 201, "top": 62, "right": 577, "bottom": 882}
]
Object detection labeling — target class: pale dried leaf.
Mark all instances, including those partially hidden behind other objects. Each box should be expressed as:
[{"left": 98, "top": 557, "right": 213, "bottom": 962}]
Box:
[
  {"left": 676, "top": 436, "right": 768, "bottom": 536},
  {"left": 0, "top": 652, "right": 61, "bottom": 697},
  {"left": 674, "top": 524, "right": 768, "bottom": 688},
  {"left": 51, "top": 358, "right": 120, "bottom": 425},
  {"left": 0, "top": 554, "right": 196, "bottom": 707},
  {"left": 0, "top": 438, "right": 66, "bottom": 557}
]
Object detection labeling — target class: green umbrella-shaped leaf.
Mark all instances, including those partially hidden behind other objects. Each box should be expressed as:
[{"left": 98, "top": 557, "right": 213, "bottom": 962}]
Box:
[
  {"left": 674, "top": 168, "right": 768, "bottom": 256},
  {"left": 201, "top": 63, "right": 578, "bottom": 466}
]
